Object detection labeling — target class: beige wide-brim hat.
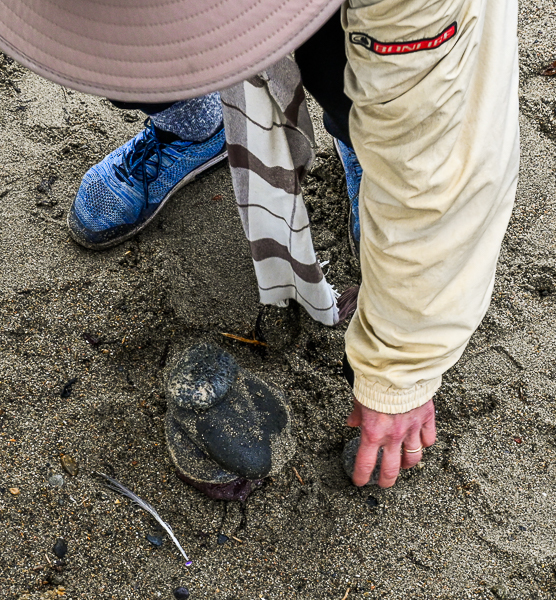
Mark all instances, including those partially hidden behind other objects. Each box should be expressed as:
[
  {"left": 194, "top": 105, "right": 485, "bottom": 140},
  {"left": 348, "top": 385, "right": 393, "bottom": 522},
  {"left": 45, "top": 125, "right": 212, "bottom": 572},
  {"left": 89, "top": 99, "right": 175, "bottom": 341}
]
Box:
[{"left": 0, "top": 0, "right": 344, "bottom": 102}]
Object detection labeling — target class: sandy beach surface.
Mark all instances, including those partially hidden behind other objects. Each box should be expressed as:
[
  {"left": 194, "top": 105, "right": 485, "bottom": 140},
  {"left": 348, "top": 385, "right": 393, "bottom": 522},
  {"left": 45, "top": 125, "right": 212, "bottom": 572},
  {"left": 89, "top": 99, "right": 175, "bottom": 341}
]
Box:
[{"left": 2, "top": 2, "right": 556, "bottom": 598}]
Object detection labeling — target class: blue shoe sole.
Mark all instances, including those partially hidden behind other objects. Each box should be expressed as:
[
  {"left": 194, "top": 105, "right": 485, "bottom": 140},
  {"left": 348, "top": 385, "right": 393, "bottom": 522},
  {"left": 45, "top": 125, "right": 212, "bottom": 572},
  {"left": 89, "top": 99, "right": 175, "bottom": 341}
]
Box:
[{"left": 68, "top": 146, "right": 228, "bottom": 250}]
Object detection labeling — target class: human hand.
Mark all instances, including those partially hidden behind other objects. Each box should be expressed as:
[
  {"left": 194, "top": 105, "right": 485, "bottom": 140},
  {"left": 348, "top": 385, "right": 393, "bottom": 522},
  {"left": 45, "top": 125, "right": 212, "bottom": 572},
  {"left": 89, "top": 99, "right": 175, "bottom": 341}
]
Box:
[{"left": 347, "top": 398, "right": 436, "bottom": 487}]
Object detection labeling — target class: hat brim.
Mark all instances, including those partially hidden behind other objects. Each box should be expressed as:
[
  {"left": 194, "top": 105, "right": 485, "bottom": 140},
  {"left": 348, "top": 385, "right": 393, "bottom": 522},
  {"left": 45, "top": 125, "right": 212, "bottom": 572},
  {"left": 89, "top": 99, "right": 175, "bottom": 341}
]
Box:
[{"left": 0, "top": 0, "right": 344, "bottom": 102}]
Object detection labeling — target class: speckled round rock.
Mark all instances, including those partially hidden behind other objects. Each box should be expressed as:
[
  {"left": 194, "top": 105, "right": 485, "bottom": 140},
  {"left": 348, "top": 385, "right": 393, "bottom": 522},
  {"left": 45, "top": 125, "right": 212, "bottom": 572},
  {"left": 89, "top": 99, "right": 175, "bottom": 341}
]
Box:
[
  {"left": 167, "top": 344, "right": 239, "bottom": 411},
  {"left": 342, "top": 437, "right": 382, "bottom": 486},
  {"left": 166, "top": 344, "right": 295, "bottom": 491}
]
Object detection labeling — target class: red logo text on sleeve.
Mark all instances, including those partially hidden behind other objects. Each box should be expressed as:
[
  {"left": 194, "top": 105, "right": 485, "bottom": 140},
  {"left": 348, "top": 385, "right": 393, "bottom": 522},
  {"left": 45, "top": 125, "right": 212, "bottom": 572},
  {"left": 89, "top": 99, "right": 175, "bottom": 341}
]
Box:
[{"left": 350, "top": 22, "right": 457, "bottom": 55}]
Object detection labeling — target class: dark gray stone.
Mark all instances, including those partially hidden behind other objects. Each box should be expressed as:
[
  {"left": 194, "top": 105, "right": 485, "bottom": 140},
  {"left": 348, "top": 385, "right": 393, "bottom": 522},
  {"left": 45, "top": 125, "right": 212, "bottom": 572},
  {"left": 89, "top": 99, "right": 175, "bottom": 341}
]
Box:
[{"left": 52, "top": 538, "right": 67, "bottom": 558}]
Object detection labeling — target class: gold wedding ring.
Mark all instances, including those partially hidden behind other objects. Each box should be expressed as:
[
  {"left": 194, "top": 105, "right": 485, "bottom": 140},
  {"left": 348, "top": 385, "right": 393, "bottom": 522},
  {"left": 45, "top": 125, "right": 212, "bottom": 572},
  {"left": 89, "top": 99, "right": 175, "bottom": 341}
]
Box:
[{"left": 404, "top": 445, "right": 423, "bottom": 453}]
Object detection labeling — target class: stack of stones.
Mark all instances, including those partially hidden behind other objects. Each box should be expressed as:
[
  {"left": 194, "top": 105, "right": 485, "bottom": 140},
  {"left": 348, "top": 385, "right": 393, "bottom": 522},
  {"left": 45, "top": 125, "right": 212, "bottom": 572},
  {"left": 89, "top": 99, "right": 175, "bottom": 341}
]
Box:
[{"left": 165, "top": 344, "right": 296, "bottom": 500}]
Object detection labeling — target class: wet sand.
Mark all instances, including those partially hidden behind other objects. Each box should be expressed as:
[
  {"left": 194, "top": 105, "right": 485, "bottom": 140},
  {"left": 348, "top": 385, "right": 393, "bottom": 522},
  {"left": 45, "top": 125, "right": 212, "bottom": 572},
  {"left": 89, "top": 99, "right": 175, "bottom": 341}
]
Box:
[{"left": 2, "top": 3, "right": 556, "bottom": 598}]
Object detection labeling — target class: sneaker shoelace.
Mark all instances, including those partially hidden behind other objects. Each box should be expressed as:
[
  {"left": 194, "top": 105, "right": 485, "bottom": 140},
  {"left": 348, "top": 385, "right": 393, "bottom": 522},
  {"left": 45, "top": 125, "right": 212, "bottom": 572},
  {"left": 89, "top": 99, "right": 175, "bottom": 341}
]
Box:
[{"left": 112, "top": 119, "right": 189, "bottom": 206}]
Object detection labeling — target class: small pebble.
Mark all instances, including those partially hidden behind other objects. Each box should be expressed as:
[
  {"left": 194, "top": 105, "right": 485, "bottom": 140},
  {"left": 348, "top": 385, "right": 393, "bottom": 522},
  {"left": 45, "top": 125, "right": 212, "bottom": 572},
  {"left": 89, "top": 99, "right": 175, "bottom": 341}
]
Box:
[
  {"left": 49, "top": 474, "right": 64, "bottom": 487},
  {"left": 9, "top": 487, "right": 20, "bottom": 496},
  {"left": 60, "top": 378, "right": 77, "bottom": 398},
  {"left": 146, "top": 534, "right": 164, "bottom": 547},
  {"left": 53, "top": 538, "right": 68, "bottom": 559},
  {"left": 366, "top": 495, "right": 379, "bottom": 508},
  {"left": 173, "top": 587, "right": 190, "bottom": 600},
  {"left": 60, "top": 455, "right": 79, "bottom": 476},
  {"left": 217, "top": 534, "right": 229, "bottom": 545}
]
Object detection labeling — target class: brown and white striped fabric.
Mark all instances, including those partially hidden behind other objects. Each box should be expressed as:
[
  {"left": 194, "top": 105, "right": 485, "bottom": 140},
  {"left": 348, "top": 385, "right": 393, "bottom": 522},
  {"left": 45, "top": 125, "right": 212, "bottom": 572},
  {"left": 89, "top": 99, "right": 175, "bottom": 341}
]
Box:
[{"left": 220, "top": 56, "right": 340, "bottom": 326}]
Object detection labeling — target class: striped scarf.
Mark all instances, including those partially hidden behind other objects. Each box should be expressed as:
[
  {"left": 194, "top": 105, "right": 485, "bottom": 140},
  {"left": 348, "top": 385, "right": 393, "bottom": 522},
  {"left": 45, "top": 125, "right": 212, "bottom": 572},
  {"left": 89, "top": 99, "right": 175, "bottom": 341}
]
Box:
[{"left": 220, "top": 56, "right": 343, "bottom": 326}]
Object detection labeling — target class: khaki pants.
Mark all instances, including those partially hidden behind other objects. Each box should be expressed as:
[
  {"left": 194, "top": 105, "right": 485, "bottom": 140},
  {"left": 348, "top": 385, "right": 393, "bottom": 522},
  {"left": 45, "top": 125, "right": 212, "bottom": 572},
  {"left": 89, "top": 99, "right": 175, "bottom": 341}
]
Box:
[{"left": 342, "top": 0, "right": 520, "bottom": 413}]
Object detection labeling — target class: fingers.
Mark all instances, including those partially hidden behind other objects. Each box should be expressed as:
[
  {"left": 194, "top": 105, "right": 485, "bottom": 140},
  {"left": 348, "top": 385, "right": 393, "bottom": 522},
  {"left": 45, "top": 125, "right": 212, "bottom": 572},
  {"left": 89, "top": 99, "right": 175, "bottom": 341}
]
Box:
[
  {"left": 420, "top": 407, "right": 436, "bottom": 448},
  {"left": 352, "top": 435, "right": 380, "bottom": 486},
  {"left": 377, "top": 442, "right": 403, "bottom": 488},
  {"left": 401, "top": 430, "right": 423, "bottom": 469}
]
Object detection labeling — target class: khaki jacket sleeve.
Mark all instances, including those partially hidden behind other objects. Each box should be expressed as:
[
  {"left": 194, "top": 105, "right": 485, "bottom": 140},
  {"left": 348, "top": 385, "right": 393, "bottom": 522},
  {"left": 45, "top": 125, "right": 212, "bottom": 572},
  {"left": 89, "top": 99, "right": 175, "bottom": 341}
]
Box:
[{"left": 342, "top": 0, "right": 520, "bottom": 413}]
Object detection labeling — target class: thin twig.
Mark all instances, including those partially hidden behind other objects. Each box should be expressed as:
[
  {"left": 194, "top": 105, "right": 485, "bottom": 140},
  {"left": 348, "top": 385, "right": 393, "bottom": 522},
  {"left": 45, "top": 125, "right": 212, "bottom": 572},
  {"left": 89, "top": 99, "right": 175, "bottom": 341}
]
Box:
[
  {"left": 292, "top": 467, "right": 304, "bottom": 485},
  {"left": 341, "top": 588, "right": 350, "bottom": 600},
  {"left": 232, "top": 536, "right": 243, "bottom": 543},
  {"left": 220, "top": 332, "right": 268, "bottom": 347}
]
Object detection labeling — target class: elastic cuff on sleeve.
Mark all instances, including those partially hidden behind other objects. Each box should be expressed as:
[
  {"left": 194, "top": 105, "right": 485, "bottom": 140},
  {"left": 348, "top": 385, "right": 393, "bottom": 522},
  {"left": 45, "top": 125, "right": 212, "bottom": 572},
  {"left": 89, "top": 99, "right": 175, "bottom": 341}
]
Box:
[{"left": 353, "top": 375, "right": 442, "bottom": 414}]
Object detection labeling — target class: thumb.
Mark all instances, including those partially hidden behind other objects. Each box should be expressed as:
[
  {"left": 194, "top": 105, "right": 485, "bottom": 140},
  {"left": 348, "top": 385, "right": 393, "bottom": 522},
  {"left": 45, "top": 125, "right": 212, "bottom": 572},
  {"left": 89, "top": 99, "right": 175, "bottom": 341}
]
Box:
[{"left": 347, "top": 397, "right": 362, "bottom": 427}]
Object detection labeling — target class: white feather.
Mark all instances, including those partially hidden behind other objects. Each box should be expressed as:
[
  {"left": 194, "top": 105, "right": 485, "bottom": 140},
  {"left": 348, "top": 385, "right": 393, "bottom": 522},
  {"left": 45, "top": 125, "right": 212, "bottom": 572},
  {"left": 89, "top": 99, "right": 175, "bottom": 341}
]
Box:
[{"left": 98, "top": 472, "right": 192, "bottom": 565}]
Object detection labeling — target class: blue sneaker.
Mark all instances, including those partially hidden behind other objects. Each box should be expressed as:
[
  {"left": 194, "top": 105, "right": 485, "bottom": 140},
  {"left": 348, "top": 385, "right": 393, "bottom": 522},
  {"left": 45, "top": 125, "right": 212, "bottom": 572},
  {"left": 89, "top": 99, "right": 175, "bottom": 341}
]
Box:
[
  {"left": 333, "top": 138, "right": 362, "bottom": 256},
  {"left": 68, "top": 120, "right": 227, "bottom": 249}
]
